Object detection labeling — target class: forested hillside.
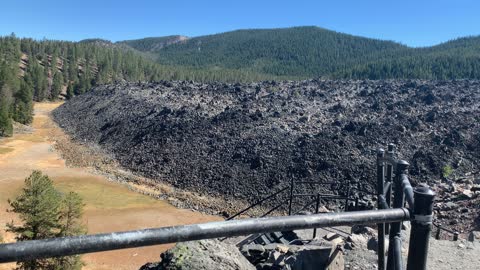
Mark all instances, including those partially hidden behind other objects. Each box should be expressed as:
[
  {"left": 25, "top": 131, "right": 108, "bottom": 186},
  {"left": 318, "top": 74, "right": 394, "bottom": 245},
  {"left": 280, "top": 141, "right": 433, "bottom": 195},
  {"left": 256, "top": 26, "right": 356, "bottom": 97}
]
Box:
[
  {"left": 0, "top": 34, "right": 173, "bottom": 136},
  {"left": 145, "top": 27, "right": 409, "bottom": 77},
  {"left": 117, "top": 35, "right": 188, "bottom": 53},
  {"left": 122, "top": 26, "right": 480, "bottom": 80}
]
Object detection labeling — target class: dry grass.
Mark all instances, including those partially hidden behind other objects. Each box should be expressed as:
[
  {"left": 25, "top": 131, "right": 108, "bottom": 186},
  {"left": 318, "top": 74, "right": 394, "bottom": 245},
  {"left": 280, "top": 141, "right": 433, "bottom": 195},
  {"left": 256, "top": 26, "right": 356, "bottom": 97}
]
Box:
[
  {"left": 0, "top": 147, "right": 13, "bottom": 155},
  {"left": 0, "top": 102, "right": 221, "bottom": 270}
]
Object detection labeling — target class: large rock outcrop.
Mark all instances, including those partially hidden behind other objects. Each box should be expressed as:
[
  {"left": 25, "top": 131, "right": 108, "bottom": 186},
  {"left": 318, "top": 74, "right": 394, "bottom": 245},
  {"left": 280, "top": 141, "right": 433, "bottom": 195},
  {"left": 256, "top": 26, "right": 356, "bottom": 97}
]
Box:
[
  {"left": 53, "top": 79, "right": 480, "bottom": 231},
  {"left": 140, "top": 240, "right": 255, "bottom": 270}
]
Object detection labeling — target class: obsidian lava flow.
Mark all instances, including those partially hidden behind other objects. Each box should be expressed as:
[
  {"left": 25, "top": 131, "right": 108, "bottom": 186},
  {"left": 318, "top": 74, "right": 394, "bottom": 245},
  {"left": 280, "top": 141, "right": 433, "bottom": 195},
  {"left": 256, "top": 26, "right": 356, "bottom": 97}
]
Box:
[{"left": 53, "top": 80, "right": 479, "bottom": 226}]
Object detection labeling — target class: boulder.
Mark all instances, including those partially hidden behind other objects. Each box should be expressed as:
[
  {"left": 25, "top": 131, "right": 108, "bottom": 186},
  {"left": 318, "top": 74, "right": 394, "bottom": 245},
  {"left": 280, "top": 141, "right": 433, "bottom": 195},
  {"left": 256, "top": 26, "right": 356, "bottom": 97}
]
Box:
[
  {"left": 144, "top": 239, "right": 255, "bottom": 270},
  {"left": 345, "top": 234, "right": 369, "bottom": 250},
  {"left": 286, "top": 245, "right": 344, "bottom": 270},
  {"left": 242, "top": 243, "right": 343, "bottom": 270},
  {"left": 351, "top": 225, "right": 377, "bottom": 237}
]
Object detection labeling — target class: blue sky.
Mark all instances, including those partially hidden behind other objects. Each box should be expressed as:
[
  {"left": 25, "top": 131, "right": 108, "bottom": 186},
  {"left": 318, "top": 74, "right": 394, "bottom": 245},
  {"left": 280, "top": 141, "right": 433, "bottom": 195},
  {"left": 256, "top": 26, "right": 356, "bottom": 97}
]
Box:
[{"left": 1, "top": 0, "right": 479, "bottom": 47}]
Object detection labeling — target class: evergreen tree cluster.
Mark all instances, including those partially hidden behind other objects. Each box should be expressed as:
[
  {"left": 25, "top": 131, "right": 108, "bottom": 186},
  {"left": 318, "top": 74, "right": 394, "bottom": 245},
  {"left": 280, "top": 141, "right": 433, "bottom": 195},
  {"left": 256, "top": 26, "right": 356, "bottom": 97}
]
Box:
[
  {"left": 7, "top": 171, "right": 86, "bottom": 270},
  {"left": 0, "top": 34, "right": 177, "bottom": 136}
]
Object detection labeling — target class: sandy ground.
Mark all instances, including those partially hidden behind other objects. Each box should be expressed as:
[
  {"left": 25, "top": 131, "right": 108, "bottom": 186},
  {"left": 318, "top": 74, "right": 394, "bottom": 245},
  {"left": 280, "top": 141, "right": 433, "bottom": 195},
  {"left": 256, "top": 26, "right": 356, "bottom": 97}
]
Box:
[{"left": 0, "top": 102, "right": 220, "bottom": 270}]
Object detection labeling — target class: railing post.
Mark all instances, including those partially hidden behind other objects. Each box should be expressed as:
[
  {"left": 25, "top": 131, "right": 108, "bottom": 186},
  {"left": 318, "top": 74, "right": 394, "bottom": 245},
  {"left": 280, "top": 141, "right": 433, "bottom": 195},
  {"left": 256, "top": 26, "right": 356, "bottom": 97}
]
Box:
[
  {"left": 406, "top": 185, "right": 435, "bottom": 270},
  {"left": 385, "top": 143, "right": 395, "bottom": 234},
  {"left": 377, "top": 148, "right": 386, "bottom": 270},
  {"left": 288, "top": 177, "right": 294, "bottom": 215},
  {"left": 453, "top": 232, "right": 459, "bottom": 241},
  {"left": 435, "top": 226, "right": 441, "bottom": 240},
  {"left": 313, "top": 193, "right": 320, "bottom": 239},
  {"left": 387, "top": 160, "right": 409, "bottom": 270},
  {"left": 345, "top": 185, "right": 350, "bottom": 211}
]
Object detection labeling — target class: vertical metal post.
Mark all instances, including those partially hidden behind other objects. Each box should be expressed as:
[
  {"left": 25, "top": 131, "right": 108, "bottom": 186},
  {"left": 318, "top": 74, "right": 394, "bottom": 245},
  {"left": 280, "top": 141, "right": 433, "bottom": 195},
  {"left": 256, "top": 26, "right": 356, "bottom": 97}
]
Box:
[
  {"left": 345, "top": 185, "right": 350, "bottom": 211},
  {"left": 406, "top": 185, "right": 435, "bottom": 270},
  {"left": 356, "top": 181, "right": 361, "bottom": 210},
  {"left": 288, "top": 177, "right": 294, "bottom": 215},
  {"left": 387, "top": 160, "right": 409, "bottom": 270},
  {"left": 377, "top": 148, "right": 386, "bottom": 270},
  {"left": 313, "top": 194, "right": 320, "bottom": 239},
  {"left": 385, "top": 143, "right": 395, "bottom": 235},
  {"left": 453, "top": 232, "right": 459, "bottom": 241},
  {"left": 435, "top": 226, "right": 441, "bottom": 240}
]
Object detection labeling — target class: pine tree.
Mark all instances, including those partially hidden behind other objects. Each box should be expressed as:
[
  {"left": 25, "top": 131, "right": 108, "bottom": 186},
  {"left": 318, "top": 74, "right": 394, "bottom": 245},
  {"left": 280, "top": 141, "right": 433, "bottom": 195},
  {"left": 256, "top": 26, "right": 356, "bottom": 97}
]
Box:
[
  {"left": 51, "top": 72, "right": 63, "bottom": 100},
  {"left": 6, "top": 171, "right": 62, "bottom": 270},
  {"left": 0, "top": 84, "right": 13, "bottom": 136},
  {"left": 53, "top": 192, "right": 85, "bottom": 270},
  {"left": 66, "top": 82, "right": 74, "bottom": 100},
  {"left": 6, "top": 171, "right": 87, "bottom": 270},
  {"left": 13, "top": 79, "right": 34, "bottom": 124}
]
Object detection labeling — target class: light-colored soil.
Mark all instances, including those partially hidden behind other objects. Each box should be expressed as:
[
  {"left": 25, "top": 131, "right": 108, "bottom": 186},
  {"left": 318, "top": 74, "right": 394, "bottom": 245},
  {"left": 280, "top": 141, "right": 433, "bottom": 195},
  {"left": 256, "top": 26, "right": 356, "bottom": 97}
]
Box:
[
  {"left": 0, "top": 102, "right": 221, "bottom": 270},
  {"left": 427, "top": 239, "right": 480, "bottom": 270}
]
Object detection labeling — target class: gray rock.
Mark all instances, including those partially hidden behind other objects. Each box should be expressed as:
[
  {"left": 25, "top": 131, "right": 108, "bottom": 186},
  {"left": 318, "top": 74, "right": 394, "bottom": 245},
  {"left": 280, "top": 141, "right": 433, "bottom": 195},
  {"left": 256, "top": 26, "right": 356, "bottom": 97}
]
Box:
[
  {"left": 145, "top": 239, "right": 255, "bottom": 270},
  {"left": 288, "top": 245, "right": 344, "bottom": 270}
]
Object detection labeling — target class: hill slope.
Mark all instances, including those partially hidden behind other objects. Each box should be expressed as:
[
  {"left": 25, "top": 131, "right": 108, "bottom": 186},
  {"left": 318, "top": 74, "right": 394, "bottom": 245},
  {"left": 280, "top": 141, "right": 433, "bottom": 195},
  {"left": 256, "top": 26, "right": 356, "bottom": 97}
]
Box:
[
  {"left": 120, "top": 26, "right": 480, "bottom": 79},
  {"left": 117, "top": 35, "right": 188, "bottom": 53},
  {"left": 0, "top": 35, "right": 197, "bottom": 136}
]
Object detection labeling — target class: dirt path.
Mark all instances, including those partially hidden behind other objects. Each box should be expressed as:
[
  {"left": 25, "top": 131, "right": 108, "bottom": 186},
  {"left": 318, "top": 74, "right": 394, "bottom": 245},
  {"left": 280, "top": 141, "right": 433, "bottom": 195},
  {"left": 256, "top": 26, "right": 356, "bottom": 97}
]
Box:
[{"left": 0, "top": 102, "right": 220, "bottom": 270}]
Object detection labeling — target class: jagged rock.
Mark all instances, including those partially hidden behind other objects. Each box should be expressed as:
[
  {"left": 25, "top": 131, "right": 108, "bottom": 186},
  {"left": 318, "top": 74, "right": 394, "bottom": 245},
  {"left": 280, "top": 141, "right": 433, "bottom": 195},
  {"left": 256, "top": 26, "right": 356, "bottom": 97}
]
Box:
[
  {"left": 351, "top": 225, "right": 376, "bottom": 237},
  {"left": 346, "top": 234, "right": 369, "bottom": 250},
  {"left": 53, "top": 80, "right": 480, "bottom": 230},
  {"left": 242, "top": 243, "right": 343, "bottom": 270}
]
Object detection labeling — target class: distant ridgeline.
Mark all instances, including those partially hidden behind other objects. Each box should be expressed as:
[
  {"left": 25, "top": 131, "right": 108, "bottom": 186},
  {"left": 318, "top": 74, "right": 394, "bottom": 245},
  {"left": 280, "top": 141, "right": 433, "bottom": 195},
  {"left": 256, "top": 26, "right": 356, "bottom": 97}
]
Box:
[{"left": 123, "top": 26, "right": 480, "bottom": 80}]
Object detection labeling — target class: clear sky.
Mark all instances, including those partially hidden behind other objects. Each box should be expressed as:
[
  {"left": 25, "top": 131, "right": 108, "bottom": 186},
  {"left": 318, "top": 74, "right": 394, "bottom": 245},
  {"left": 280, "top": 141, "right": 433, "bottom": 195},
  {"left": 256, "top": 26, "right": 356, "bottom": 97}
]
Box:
[{"left": 1, "top": 0, "right": 479, "bottom": 47}]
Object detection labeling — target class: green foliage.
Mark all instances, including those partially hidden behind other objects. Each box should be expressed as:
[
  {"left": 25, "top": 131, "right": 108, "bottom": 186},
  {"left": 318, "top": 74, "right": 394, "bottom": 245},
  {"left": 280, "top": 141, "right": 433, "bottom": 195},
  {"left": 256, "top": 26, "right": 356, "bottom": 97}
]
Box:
[
  {"left": 0, "top": 84, "right": 14, "bottom": 136},
  {"left": 151, "top": 27, "right": 406, "bottom": 78},
  {"left": 0, "top": 34, "right": 180, "bottom": 137},
  {"left": 117, "top": 35, "right": 186, "bottom": 53},
  {"left": 124, "top": 26, "right": 480, "bottom": 80},
  {"left": 52, "top": 192, "right": 86, "bottom": 270},
  {"left": 66, "top": 83, "right": 74, "bottom": 100},
  {"left": 6, "top": 171, "right": 86, "bottom": 270},
  {"left": 13, "top": 80, "right": 34, "bottom": 124},
  {"left": 51, "top": 72, "right": 64, "bottom": 100},
  {"left": 442, "top": 165, "right": 454, "bottom": 178}
]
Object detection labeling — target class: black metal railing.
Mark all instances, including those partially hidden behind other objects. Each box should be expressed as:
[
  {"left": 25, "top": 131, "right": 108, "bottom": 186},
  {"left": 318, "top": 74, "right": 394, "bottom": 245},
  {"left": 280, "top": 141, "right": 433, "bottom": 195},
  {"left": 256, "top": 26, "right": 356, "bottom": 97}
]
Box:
[
  {"left": 0, "top": 144, "right": 436, "bottom": 270},
  {"left": 376, "top": 144, "right": 435, "bottom": 270},
  {"left": 223, "top": 178, "right": 358, "bottom": 244},
  {"left": 0, "top": 209, "right": 409, "bottom": 263},
  {"left": 433, "top": 223, "right": 459, "bottom": 241}
]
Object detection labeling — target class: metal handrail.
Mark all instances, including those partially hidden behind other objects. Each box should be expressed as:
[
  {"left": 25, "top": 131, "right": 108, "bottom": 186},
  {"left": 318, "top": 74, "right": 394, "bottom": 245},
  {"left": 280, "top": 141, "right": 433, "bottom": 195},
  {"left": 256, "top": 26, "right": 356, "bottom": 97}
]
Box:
[
  {"left": 0, "top": 209, "right": 410, "bottom": 263},
  {"left": 226, "top": 186, "right": 289, "bottom": 220},
  {"left": 377, "top": 144, "right": 435, "bottom": 270},
  {"left": 433, "top": 222, "right": 459, "bottom": 241}
]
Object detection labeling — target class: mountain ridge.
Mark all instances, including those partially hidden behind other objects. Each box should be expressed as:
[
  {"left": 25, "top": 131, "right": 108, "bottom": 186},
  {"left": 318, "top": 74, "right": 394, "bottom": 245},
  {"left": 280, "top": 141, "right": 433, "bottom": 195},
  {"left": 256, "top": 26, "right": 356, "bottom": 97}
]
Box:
[{"left": 116, "top": 26, "right": 480, "bottom": 79}]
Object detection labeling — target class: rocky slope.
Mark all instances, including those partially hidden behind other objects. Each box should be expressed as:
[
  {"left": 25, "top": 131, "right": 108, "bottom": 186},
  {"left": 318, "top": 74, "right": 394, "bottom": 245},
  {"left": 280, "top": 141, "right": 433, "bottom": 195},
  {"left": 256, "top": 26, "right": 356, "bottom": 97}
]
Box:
[{"left": 52, "top": 79, "right": 480, "bottom": 232}]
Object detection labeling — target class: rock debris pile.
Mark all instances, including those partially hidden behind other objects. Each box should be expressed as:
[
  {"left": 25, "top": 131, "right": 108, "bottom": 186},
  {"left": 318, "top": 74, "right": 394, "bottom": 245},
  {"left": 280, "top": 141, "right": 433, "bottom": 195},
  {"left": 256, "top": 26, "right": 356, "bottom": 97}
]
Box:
[{"left": 53, "top": 79, "right": 480, "bottom": 231}]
